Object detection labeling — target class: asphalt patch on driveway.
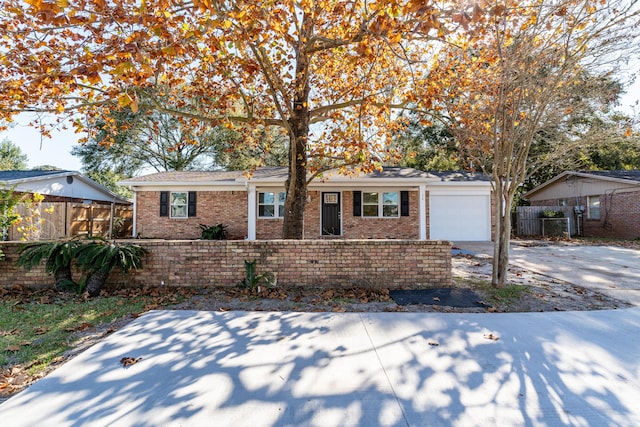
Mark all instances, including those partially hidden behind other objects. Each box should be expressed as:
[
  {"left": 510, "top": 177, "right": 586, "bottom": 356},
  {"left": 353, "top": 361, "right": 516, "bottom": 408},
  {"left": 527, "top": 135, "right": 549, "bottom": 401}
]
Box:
[{"left": 390, "top": 288, "right": 488, "bottom": 308}]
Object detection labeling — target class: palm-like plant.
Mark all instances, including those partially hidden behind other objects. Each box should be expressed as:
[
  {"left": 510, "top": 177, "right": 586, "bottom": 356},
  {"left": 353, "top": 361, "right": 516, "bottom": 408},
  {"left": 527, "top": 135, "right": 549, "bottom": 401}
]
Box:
[
  {"left": 75, "top": 238, "right": 147, "bottom": 297},
  {"left": 17, "top": 238, "right": 83, "bottom": 289}
]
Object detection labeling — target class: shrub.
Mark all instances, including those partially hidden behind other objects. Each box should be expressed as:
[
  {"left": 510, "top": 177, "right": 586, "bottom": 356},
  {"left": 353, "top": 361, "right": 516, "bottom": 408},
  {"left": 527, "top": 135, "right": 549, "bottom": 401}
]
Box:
[
  {"left": 75, "top": 238, "right": 148, "bottom": 297},
  {"left": 539, "top": 210, "right": 565, "bottom": 218},
  {"left": 239, "top": 259, "right": 276, "bottom": 292},
  {"left": 17, "top": 238, "right": 83, "bottom": 290},
  {"left": 199, "top": 223, "right": 228, "bottom": 240}
]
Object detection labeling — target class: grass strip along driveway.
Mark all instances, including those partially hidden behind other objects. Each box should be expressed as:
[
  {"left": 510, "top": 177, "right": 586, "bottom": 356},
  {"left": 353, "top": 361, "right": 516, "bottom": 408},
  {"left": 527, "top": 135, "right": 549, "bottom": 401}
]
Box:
[{"left": 0, "top": 286, "right": 193, "bottom": 398}]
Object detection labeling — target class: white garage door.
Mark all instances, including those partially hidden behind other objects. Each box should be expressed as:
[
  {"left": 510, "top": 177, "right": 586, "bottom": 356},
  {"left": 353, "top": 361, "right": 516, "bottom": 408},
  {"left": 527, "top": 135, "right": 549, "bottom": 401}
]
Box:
[{"left": 430, "top": 194, "right": 491, "bottom": 241}]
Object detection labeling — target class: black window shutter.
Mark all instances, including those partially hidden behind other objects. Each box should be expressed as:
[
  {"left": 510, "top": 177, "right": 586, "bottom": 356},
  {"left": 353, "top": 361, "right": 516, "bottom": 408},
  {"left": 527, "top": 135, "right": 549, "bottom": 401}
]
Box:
[
  {"left": 188, "top": 191, "right": 197, "bottom": 217},
  {"left": 160, "top": 191, "right": 169, "bottom": 217},
  {"left": 353, "top": 191, "right": 361, "bottom": 216},
  {"left": 400, "top": 191, "right": 409, "bottom": 216}
]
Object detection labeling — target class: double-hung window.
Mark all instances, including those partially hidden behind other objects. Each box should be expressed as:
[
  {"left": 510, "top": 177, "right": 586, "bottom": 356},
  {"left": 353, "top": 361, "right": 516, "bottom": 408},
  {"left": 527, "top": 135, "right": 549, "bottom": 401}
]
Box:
[
  {"left": 160, "top": 191, "right": 196, "bottom": 218},
  {"left": 362, "top": 192, "right": 399, "bottom": 218},
  {"left": 587, "top": 195, "right": 600, "bottom": 220},
  {"left": 170, "top": 192, "right": 188, "bottom": 218},
  {"left": 258, "top": 191, "right": 286, "bottom": 218}
]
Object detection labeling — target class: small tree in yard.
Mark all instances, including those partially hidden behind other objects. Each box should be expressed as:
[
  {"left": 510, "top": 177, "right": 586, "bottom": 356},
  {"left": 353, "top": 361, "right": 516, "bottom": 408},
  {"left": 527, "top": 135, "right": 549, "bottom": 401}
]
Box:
[
  {"left": 17, "top": 237, "right": 147, "bottom": 295},
  {"left": 425, "top": 0, "right": 640, "bottom": 286},
  {"left": 0, "top": 188, "right": 22, "bottom": 241},
  {"left": 75, "top": 239, "right": 147, "bottom": 297},
  {"left": 17, "top": 238, "right": 83, "bottom": 290}
]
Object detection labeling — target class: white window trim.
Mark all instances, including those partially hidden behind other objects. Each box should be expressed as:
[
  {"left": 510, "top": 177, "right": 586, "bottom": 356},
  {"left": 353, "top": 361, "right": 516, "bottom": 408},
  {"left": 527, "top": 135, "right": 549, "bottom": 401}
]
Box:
[
  {"left": 362, "top": 191, "right": 400, "bottom": 218},
  {"left": 258, "top": 191, "right": 286, "bottom": 219},
  {"left": 170, "top": 191, "right": 188, "bottom": 219}
]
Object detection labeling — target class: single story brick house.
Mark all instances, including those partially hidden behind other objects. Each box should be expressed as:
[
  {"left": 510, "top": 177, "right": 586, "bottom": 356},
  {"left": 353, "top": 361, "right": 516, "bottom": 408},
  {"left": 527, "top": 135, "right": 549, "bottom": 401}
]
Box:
[
  {"left": 119, "top": 167, "right": 493, "bottom": 241},
  {"left": 523, "top": 170, "right": 640, "bottom": 239}
]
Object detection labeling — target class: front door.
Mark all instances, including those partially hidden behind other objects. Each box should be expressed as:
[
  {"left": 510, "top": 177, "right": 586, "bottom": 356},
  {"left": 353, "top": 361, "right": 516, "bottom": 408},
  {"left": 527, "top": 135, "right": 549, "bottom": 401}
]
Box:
[{"left": 321, "top": 192, "right": 341, "bottom": 236}]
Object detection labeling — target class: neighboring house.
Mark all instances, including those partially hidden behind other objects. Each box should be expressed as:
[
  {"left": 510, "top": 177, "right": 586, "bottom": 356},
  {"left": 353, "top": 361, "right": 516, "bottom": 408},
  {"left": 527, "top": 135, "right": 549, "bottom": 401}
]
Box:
[
  {"left": 0, "top": 170, "right": 131, "bottom": 204},
  {"left": 119, "top": 167, "right": 493, "bottom": 241},
  {"left": 523, "top": 170, "right": 640, "bottom": 239},
  {"left": 0, "top": 170, "right": 132, "bottom": 239}
]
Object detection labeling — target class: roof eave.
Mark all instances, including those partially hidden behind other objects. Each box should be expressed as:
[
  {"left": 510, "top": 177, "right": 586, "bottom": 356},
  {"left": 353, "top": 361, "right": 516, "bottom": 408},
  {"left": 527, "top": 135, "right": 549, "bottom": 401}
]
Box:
[
  {"left": 428, "top": 180, "right": 491, "bottom": 187},
  {"left": 523, "top": 171, "right": 640, "bottom": 200}
]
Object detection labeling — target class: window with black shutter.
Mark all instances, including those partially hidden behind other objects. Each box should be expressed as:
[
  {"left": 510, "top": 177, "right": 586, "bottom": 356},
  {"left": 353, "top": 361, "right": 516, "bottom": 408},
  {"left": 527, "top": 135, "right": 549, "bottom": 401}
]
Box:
[
  {"left": 353, "top": 191, "right": 362, "bottom": 216},
  {"left": 188, "top": 191, "right": 197, "bottom": 217},
  {"left": 400, "top": 191, "right": 409, "bottom": 216},
  {"left": 160, "top": 191, "right": 169, "bottom": 217}
]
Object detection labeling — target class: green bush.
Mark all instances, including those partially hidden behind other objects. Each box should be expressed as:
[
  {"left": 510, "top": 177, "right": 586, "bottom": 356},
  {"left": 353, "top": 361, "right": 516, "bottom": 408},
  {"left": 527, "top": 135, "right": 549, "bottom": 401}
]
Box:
[
  {"left": 239, "top": 259, "right": 276, "bottom": 292},
  {"left": 75, "top": 238, "right": 147, "bottom": 297},
  {"left": 17, "top": 238, "right": 84, "bottom": 290},
  {"left": 539, "top": 210, "right": 565, "bottom": 218},
  {"left": 16, "top": 237, "right": 147, "bottom": 296},
  {"left": 199, "top": 223, "right": 228, "bottom": 240}
]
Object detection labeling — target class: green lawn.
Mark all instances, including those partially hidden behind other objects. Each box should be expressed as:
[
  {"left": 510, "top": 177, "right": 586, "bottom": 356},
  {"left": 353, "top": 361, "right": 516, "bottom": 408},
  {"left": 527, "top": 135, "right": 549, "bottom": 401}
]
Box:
[
  {"left": 0, "top": 285, "right": 193, "bottom": 400},
  {"left": 0, "top": 296, "right": 150, "bottom": 375}
]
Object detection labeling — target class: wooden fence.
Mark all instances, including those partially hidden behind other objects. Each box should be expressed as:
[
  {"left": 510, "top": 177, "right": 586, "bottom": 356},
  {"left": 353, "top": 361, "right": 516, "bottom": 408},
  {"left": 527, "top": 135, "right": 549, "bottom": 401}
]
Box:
[
  {"left": 5, "top": 202, "right": 133, "bottom": 241},
  {"left": 515, "top": 206, "right": 576, "bottom": 237}
]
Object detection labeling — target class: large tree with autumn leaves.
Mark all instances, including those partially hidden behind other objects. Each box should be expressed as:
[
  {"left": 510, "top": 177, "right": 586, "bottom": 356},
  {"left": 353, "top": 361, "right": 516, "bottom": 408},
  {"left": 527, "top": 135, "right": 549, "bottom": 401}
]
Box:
[
  {"left": 1, "top": 0, "right": 639, "bottom": 286},
  {"left": 426, "top": 0, "right": 639, "bottom": 286},
  {"left": 0, "top": 0, "right": 453, "bottom": 239}
]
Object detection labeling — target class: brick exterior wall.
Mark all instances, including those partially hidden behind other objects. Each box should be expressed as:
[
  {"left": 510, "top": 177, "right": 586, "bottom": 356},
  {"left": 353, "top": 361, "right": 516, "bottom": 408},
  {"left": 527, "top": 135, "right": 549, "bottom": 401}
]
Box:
[
  {"left": 530, "top": 190, "right": 640, "bottom": 239},
  {"left": 341, "top": 191, "right": 421, "bottom": 239},
  {"left": 0, "top": 240, "right": 452, "bottom": 289},
  {"left": 136, "top": 189, "right": 427, "bottom": 240},
  {"left": 136, "top": 191, "right": 248, "bottom": 239}
]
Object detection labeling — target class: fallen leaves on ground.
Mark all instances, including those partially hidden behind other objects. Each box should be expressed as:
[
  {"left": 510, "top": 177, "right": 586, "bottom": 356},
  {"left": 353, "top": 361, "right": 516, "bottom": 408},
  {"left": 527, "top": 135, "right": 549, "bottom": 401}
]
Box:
[
  {"left": 65, "top": 322, "right": 93, "bottom": 332},
  {"left": 120, "top": 357, "right": 142, "bottom": 368},
  {"left": 0, "top": 367, "right": 26, "bottom": 397}
]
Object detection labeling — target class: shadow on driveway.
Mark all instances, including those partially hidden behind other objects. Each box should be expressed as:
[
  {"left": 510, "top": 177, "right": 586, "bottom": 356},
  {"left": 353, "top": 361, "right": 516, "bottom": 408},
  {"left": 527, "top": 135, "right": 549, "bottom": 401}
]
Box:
[{"left": 1, "top": 308, "right": 639, "bottom": 426}]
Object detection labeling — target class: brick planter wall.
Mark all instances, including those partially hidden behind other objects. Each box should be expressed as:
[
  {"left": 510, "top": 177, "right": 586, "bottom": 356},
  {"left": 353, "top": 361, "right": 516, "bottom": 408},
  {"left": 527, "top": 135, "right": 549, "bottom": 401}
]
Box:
[{"left": 0, "top": 240, "right": 452, "bottom": 289}]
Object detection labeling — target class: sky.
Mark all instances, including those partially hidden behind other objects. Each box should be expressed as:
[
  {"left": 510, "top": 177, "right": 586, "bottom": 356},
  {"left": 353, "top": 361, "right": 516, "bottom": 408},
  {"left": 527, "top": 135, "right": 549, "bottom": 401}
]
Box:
[
  {"left": 2, "top": 78, "right": 640, "bottom": 172},
  {"left": 1, "top": 115, "right": 84, "bottom": 171}
]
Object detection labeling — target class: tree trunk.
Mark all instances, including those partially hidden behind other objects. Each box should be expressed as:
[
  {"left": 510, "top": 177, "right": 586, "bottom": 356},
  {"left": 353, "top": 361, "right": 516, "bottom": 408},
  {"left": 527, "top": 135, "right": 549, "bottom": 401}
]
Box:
[
  {"left": 491, "top": 181, "right": 513, "bottom": 287},
  {"left": 281, "top": 142, "right": 308, "bottom": 239},
  {"left": 282, "top": 15, "right": 312, "bottom": 240},
  {"left": 282, "top": 110, "right": 308, "bottom": 239},
  {"left": 54, "top": 264, "right": 74, "bottom": 290},
  {"left": 85, "top": 269, "right": 110, "bottom": 297}
]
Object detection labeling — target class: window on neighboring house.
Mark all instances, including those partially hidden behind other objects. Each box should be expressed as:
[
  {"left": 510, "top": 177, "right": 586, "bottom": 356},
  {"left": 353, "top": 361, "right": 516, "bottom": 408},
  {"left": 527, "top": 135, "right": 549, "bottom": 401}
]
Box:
[
  {"left": 258, "top": 191, "right": 286, "bottom": 218},
  {"left": 160, "top": 191, "right": 196, "bottom": 218},
  {"left": 558, "top": 198, "right": 567, "bottom": 207},
  {"left": 362, "top": 192, "right": 399, "bottom": 218},
  {"left": 587, "top": 195, "right": 600, "bottom": 220}
]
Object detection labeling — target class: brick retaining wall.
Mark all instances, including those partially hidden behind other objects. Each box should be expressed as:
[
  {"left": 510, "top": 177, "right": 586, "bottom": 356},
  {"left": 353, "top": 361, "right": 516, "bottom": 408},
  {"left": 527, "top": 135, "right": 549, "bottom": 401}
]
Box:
[{"left": 0, "top": 240, "right": 452, "bottom": 289}]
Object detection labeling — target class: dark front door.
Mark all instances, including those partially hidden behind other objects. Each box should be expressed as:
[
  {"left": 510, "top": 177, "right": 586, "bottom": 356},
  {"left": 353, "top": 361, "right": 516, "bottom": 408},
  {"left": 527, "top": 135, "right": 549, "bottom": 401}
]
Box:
[{"left": 322, "top": 192, "right": 341, "bottom": 236}]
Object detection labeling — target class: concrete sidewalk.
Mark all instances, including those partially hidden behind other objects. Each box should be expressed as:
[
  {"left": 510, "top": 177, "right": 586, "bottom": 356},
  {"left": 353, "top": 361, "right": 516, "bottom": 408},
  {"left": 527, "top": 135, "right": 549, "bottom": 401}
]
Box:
[{"left": 1, "top": 309, "right": 639, "bottom": 426}]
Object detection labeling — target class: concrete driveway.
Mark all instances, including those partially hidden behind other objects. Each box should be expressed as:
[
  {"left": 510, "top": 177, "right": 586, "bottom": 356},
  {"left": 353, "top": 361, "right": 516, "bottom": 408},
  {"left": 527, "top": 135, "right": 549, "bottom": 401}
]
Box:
[
  {"left": 456, "top": 241, "right": 640, "bottom": 306},
  {"left": 1, "top": 308, "right": 640, "bottom": 426}
]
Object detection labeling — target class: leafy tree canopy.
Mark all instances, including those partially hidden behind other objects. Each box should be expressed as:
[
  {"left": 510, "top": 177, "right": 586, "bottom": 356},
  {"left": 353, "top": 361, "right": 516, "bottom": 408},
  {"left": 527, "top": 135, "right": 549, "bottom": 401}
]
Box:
[
  {"left": 423, "top": 0, "right": 639, "bottom": 285},
  {"left": 392, "top": 118, "right": 462, "bottom": 171},
  {"left": 0, "top": 139, "right": 28, "bottom": 170},
  {"left": 0, "top": 0, "right": 465, "bottom": 238},
  {"left": 30, "top": 165, "right": 62, "bottom": 171}
]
